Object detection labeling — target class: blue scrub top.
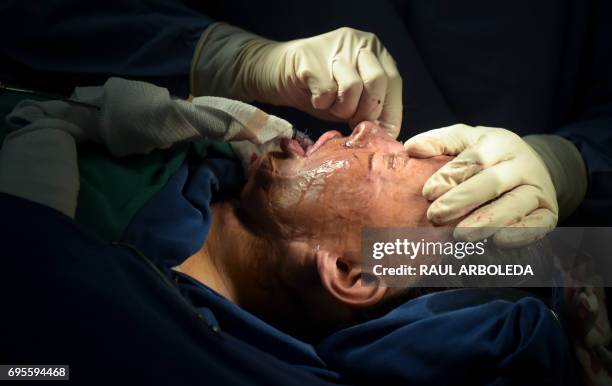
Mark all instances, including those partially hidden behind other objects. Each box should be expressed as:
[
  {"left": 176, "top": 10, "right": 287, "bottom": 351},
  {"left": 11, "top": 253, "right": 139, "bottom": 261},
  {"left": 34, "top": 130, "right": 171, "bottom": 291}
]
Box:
[{"left": 0, "top": 0, "right": 211, "bottom": 96}]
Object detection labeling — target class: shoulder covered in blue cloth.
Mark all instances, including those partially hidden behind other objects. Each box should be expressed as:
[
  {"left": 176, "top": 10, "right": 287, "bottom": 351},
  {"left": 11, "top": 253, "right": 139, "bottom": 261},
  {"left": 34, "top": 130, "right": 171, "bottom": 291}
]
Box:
[{"left": 317, "top": 288, "right": 580, "bottom": 386}]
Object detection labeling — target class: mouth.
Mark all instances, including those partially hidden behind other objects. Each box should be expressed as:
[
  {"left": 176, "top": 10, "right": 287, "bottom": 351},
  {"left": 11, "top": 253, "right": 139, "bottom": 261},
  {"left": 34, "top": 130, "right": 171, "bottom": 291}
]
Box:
[
  {"left": 280, "top": 137, "right": 307, "bottom": 157},
  {"left": 251, "top": 129, "right": 346, "bottom": 177},
  {"left": 306, "top": 130, "right": 343, "bottom": 156},
  {"left": 280, "top": 130, "right": 343, "bottom": 158}
]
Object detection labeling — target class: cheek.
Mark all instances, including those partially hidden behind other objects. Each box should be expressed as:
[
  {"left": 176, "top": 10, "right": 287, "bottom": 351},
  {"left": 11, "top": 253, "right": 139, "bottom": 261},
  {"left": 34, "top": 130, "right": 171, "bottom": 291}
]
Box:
[
  {"left": 274, "top": 239, "right": 322, "bottom": 286},
  {"left": 266, "top": 167, "right": 356, "bottom": 224},
  {"left": 240, "top": 176, "right": 285, "bottom": 234},
  {"left": 243, "top": 176, "right": 322, "bottom": 238}
]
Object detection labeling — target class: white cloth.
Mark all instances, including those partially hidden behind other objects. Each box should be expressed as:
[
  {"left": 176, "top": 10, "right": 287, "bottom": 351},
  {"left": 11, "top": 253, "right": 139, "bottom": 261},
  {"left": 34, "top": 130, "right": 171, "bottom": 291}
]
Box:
[
  {"left": 1, "top": 78, "right": 294, "bottom": 216},
  {"left": 6, "top": 77, "right": 293, "bottom": 156}
]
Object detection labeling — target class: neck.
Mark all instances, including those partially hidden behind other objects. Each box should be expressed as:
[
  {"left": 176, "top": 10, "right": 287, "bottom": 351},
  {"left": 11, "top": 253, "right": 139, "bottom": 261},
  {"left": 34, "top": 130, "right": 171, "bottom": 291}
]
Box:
[
  {"left": 176, "top": 201, "right": 348, "bottom": 340},
  {"left": 177, "top": 201, "right": 254, "bottom": 304}
]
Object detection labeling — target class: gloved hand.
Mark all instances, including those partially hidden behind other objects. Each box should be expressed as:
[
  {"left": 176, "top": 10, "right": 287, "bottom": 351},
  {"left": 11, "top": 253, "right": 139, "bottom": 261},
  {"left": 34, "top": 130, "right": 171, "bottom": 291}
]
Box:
[
  {"left": 404, "top": 124, "right": 587, "bottom": 247},
  {"left": 191, "top": 23, "right": 402, "bottom": 137},
  {"left": 6, "top": 78, "right": 296, "bottom": 167}
]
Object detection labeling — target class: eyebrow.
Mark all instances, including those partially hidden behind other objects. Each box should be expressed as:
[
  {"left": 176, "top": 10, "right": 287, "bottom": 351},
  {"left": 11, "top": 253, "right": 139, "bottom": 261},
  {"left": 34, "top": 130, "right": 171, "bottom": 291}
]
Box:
[{"left": 380, "top": 153, "right": 411, "bottom": 172}]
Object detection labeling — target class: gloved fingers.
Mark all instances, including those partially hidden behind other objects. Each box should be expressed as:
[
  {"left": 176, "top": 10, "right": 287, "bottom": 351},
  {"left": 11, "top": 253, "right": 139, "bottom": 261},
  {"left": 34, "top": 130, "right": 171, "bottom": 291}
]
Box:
[
  {"left": 427, "top": 161, "right": 521, "bottom": 224},
  {"left": 305, "top": 64, "right": 338, "bottom": 111},
  {"left": 453, "top": 185, "right": 542, "bottom": 241},
  {"left": 349, "top": 50, "right": 388, "bottom": 129},
  {"left": 492, "top": 208, "right": 557, "bottom": 247},
  {"left": 422, "top": 132, "right": 513, "bottom": 200},
  {"left": 404, "top": 124, "right": 479, "bottom": 158},
  {"left": 376, "top": 48, "right": 403, "bottom": 138},
  {"left": 328, "top": 58, "right": 363, "bottom": 120},
  {"left": 422, "top": 150, "right": 485, "bottom": 200}
]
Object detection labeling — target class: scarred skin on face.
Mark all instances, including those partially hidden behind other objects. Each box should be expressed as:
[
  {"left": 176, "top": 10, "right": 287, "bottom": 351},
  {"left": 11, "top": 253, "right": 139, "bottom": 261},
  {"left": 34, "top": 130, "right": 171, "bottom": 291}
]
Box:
[
  {"left": 181, "top": 121, "right": 454, "bottom": 338},
  {"left": 241, "top": 121, "right": 452, "bottom": 255}
]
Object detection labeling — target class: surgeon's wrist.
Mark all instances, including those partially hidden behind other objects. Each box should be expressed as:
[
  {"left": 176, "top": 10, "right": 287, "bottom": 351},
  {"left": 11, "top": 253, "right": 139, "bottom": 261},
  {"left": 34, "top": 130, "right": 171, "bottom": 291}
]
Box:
[
  {"left": 190, "top": 22, "right": 277, "bottom": 100},
  {"left": 234, "top": 37, "right": 287, "bottom": 105},
  {"left": 524, "top": 134, "right": 587, "bottom": 220}
]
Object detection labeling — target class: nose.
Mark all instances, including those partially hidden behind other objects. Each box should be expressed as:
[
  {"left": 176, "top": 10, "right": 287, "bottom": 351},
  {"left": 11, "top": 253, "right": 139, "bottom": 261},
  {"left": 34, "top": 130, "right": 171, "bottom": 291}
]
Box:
[{"left": 346, "top": 121, "right": 388, "bottom": 148}]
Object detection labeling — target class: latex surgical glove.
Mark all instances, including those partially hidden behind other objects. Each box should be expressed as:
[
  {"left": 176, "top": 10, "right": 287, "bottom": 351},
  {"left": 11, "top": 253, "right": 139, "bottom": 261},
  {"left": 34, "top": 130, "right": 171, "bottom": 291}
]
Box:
[
  {"left": 191, "top": 23, "right": 402, "bottom": 137},
  {"left": 6, "top": 78, "right": 295, "bottom": 166},
  {"left": 404, "top": 124, "right": 587, "bottom": 247}
]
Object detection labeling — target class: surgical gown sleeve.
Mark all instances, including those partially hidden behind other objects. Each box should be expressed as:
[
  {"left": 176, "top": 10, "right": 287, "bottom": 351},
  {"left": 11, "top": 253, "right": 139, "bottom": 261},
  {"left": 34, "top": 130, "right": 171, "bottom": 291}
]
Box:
[
  {"left": 555, "top": 1, "right": 612, "bottom": 223},
  {"left": 0, "top": 0, "right": 213, "bottom": 96}
]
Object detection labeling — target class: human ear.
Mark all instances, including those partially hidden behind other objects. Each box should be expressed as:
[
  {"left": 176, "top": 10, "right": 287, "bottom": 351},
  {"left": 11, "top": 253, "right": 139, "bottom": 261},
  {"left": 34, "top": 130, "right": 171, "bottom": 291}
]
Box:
[{"left": 315, "top": 250, "right": 387, "bottom": 308}]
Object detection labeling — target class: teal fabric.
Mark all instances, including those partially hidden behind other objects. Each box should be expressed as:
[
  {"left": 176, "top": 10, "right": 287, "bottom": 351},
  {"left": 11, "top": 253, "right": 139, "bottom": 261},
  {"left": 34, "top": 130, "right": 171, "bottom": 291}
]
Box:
[{"left": 0, "top": 92, "right": 235, "bottom": 241}]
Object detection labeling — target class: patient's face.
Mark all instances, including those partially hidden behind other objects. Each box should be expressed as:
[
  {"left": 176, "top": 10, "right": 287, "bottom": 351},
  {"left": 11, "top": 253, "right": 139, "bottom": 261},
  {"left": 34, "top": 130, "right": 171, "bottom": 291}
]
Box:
[{"left": 241, "top": 121, "right": 450, "bottom": 257}]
